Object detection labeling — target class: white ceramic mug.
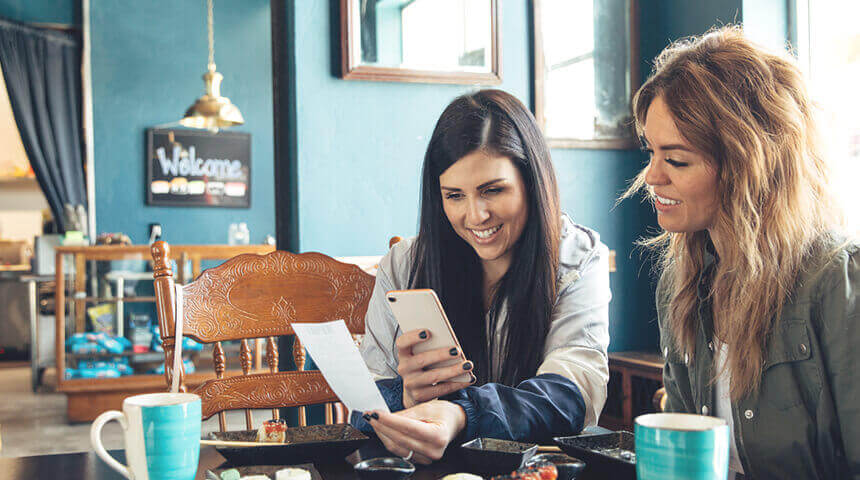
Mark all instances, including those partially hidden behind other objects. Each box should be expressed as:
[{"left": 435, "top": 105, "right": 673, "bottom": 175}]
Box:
[{"left": 90, "top": 392, "right": 201, "bottom": 480}]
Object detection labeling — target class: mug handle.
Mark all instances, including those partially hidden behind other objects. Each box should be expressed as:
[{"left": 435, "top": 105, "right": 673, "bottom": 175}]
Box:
[{"left": 90, "top": 410, "right": 132, "bottom": 479}]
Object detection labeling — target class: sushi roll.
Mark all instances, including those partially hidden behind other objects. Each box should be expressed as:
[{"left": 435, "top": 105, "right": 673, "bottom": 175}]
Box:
[{"left": 255, "top": 418, "right": 287, "bottom": 443}]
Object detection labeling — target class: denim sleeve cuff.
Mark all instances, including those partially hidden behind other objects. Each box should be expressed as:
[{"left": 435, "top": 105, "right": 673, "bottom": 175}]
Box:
[
  {"left": 349, "top": 376, "right": 406, "bottom": 434},
  {"left": 376, "top": 376, "right": 405, "bottom": 412},
  {"left": 449, "top": 397, "right": 480, "bottom": 442}
]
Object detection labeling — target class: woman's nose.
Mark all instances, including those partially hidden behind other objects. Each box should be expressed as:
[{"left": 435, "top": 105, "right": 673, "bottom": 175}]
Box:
[
  {"left": 644, "top": 158, "right": 668, "bottom": 186},
  {"left": 467, "top": 198, "right": 490, "bottom": 225}
]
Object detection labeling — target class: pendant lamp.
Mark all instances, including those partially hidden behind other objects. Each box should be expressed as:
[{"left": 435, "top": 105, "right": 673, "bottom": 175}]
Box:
[{"left": 180, "top": 0, "right": 244, "bottom": 130}]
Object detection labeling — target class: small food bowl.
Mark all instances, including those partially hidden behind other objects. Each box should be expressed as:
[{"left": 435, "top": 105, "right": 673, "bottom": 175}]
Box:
[
  {"left": 460, "top": 438, "right": 538, "bottom": 475},
  {"left": 353, "top": 457, "right": 416, "bottom": 480},
  {"left": 526, "top": 453, "right": 586, "bottom": 480}
]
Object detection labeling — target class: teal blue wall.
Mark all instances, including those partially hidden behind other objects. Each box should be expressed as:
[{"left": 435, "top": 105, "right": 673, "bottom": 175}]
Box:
[
  {"left": 291, "top": 1, "right": 530, "bottom": 257},
  {"left": 0, "top": 0, "right": 77, "bottom": 25},
  {"left": 90, "top": 0, "right": 275, "bottom": 244}
]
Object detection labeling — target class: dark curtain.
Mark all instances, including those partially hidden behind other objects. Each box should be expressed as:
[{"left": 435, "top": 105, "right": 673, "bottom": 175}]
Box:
[{"left": 0, "top": 17, "right": 85, "bottom": 233}]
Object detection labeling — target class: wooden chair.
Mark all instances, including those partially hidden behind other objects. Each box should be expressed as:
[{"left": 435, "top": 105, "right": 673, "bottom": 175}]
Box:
[{"left": 151, "top": 240, "right": 375, "bottom": 431}]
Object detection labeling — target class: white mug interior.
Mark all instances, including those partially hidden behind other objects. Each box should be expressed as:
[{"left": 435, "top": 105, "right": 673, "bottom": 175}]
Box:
[
  {"left": 636, "top": 413, "right": 727, "bottom": 431},
  {"left": 123, "top": 392, "right": 199, "bottom": 408}
]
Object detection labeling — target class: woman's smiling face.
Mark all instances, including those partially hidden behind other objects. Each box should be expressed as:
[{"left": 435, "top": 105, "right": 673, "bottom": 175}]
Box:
[
  {"left": 642, "top": 95, "right": 719, "bottom": 234},
  {"left": 439, "top": 150, "right": 529, "bottom": 273}
]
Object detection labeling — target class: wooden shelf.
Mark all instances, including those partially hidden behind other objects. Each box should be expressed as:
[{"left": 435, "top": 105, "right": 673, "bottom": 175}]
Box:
[
  {"left": 0, "top": 177, "right": 38, "bottom": 187},
  {"left": 66, "top": 350, "right": 198, "bottom": 363}
]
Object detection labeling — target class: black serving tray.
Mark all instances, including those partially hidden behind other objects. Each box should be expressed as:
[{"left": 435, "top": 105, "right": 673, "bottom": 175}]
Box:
[
  {"left": 460, "top": 438, "right": 538, "bottom": 475},
  {"left": 553, "top": 431, "right": 635, "bottom": 480},
  {"left": 208, "top": 424, "right": 369, "bottom": 466}
]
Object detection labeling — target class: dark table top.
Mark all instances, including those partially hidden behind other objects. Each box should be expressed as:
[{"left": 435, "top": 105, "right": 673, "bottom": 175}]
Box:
[{"left": 0, "top": 429, "right": 619, "bottom": 480}]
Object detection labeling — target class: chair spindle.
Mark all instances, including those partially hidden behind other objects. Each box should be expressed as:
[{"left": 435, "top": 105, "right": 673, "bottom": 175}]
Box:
[
  {"left": 266, "top": 337, "right": 280, "bottom": 420},
  {"left": 213, "top": 341, "right": 227, "bottom": 431},
  {"left": 293, "top": 337, "right": 307, "bottom": 426},
  {"left": 240, "top": 339, "right": 253, "bottom": 429}
]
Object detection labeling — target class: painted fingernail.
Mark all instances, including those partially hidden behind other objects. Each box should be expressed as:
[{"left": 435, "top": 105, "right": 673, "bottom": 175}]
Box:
[
  {"left": 419, "top": 330, "right": 428, "bottom": 339},
  {"left": 362, "top": 413, "right": 371, "bottom": 421},
  {"left": 449, "top": 347, "right": 458, "bottom": 356},
  {"left": 462, "top": 361, "right": 473, "bottom": 371},
  {"left": 370, "top": 412, "right": 380, "bottom": 420}
]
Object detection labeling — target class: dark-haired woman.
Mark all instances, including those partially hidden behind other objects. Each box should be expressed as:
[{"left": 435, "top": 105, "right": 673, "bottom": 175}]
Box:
[{"left": 353, "top": 89, "right": 611, "bottom": 464}]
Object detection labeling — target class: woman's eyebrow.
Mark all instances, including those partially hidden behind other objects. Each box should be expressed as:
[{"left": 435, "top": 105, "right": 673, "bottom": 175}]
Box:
[
  {"left": 441, "top": 178, "right": 506, "bottom": 192},
  {"left": 659, "top": 143, "right": 695, "bottom": 153}
]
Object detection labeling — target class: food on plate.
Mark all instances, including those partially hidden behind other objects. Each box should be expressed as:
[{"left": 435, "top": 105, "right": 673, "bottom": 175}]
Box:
[
  {"left": 255, "top": 418, "right": 287, "bottom": 443},
  {"left": 275, "top": 467, "right": 311, "bottom": 480},
  {"left": 218, "top": 468, "right": 241, "bottom": 480},
  {"left": 490, "top": 460, "right": 558, "bottom": 480},
  {"left": 441, "top": 474, "right": 484, "bottom": 480}
]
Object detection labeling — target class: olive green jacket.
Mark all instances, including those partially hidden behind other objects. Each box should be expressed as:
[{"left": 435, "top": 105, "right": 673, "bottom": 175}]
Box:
[{"left": 657, "top": 235, "right": 859, "bottom": 479}]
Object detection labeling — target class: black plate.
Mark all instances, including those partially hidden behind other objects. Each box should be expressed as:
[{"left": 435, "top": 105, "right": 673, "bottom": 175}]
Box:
[
  {"left": 354, "top": 457, "right": 416, "bottom": 480},
  {"left": 526, "top": 453, "right": 586, "bottom": 480},
  {"left": 208, "top": 424, "right": 369, "bottom": 466},
  {"left": 553, "top": 431, "right": 635, "bottom": 480},
  {"left": 206, "top": 463, "right": 322, "bottom": 480},
  {"left": 460, "top": 438, "right": 538, "bottom": 475}
]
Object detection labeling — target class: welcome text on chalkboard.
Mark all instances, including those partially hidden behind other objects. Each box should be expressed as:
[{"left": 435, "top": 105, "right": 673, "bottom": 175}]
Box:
[{"left": 146, "top": 128, "right": 251, "bottom": 208}]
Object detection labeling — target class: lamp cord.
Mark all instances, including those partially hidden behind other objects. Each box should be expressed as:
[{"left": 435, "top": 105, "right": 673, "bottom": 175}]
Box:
[{"left": 207, "top": 0, "right": 215, "bottom": 70}]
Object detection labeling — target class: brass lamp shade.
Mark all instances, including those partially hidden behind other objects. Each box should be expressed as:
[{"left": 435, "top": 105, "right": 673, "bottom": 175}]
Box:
[{"left": 180, "top": 67, "right": 244, "bottom": 129}]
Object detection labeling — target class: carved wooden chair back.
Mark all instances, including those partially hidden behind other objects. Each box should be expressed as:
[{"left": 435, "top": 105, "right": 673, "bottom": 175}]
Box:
[{"left": 151, "top": 240, "right": 375, "bottom": 431}]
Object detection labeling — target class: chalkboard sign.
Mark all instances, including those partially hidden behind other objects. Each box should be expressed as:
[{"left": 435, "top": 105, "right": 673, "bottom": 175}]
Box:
[{"left": 146, "top": 128, "right": 251, "bottom": 208}]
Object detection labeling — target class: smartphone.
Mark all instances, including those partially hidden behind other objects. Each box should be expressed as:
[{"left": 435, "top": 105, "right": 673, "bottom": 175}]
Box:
[{"left": 386, "top": 289, "right": 472, "bottom": 383}]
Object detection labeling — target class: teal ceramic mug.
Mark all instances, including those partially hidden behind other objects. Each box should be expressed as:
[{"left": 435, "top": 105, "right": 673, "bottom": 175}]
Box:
[
  {"left": 635, "top": 412, "right": 729, "bottom": 480},
  {"left": 90, "top": 392, "right": 201, "bottom": 480}
]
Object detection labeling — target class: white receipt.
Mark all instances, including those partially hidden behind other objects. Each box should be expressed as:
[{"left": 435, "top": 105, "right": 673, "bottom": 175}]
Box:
[{"left": 291, "top": 320, "right": 389, "bottom": 414}]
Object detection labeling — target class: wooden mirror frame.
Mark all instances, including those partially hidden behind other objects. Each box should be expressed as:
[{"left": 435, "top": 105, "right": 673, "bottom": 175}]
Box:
[
  {"left": 533, "top": 0, "right": 640, "bottom": 150},
  {"left": 339, "top": 0, "right": 502, "bottom": 85}
]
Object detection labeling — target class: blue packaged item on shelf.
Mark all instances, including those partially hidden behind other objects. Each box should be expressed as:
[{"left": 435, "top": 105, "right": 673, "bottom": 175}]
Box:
[
  {"left": 70, "top": 341, "right": 107, "bottom": 354},
  {"left": 79, "top": 360, "right": 134, "bottom": 376},
  {"left": 148, "top": 358, "right": 196, "bottom": 375},
  {"left": 182, "top": 336, "right": 204, "bottom": 351},
  {"left": 151, "top": 325, "right": 163, "bottom": 352},
  {"left": 65, "top": 366, "right": 122, "bottom": 379},
  {"left": 149, "top": 325, "right": 203, "bottom": 351},
  {"left": 66, "top": 332, "right": 128, "bottom": 354}
]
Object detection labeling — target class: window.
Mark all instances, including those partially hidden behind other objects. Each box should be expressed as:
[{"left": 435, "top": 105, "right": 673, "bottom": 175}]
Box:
[{"left": 797, "top": 1, "right": 860, "bottom": 232}]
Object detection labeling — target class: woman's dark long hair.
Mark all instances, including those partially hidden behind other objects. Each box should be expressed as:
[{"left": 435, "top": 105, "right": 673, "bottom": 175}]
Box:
[{"left": 408, "top": 89, "right": 561, "bottom": 386}]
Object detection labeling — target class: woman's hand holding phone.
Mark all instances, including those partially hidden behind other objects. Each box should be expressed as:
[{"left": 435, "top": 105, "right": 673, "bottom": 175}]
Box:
[{"left": 396, "top": 329, "right": 475, "bottom": 408}]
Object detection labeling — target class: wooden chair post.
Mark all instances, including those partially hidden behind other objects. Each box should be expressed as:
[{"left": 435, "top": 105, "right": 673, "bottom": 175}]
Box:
[
  {"left": 293, "top": 338, "right": 307, "bottom": 426},
  {"left": 151, "top": 241, "right": 185, "bottom": 392},
  {"left": 240, "top": 339, "right": 254, "bottom": 429},
  {"left": 266, "top": 337, "right": 280, "bottom": 420}
]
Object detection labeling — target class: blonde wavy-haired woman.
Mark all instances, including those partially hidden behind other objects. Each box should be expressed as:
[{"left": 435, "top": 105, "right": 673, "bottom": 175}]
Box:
[{"left": 623, "top": 26, "right": 858, "bottom": 479}]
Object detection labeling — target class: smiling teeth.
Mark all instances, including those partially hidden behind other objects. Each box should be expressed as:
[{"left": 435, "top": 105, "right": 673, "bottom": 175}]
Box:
[
  {"left": 656, "top": 195, "right": 681, "bottom": 206},
  {"left": 472, "top": 225, "right": 502, "bottom": 239}
]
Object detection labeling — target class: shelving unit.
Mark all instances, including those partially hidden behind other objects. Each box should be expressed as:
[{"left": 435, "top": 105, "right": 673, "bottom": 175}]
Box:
[
  {"left": 599, "top": 351, "right": 664, "bottom": 431},
  {"left": 54, "top": 244, "right": 275, "bottom": 422}
]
